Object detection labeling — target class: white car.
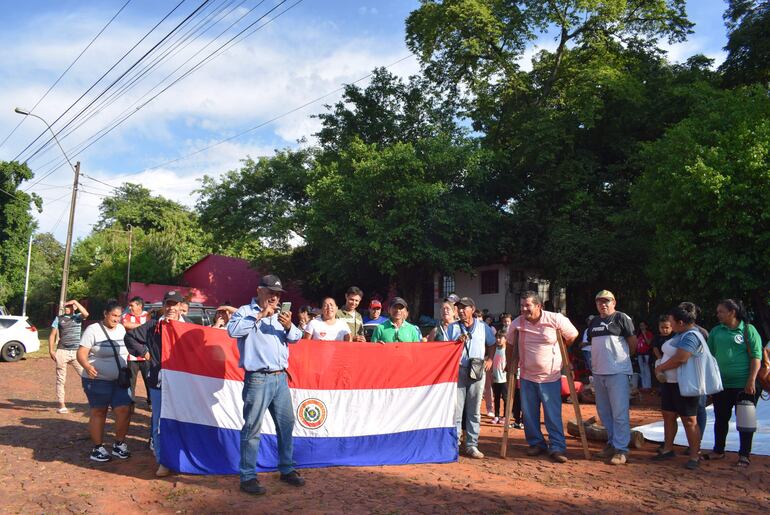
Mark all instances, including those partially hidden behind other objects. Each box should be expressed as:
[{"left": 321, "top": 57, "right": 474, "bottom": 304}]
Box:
[{"left": 0, "top": 316, "right": 40, "bottom": 362}]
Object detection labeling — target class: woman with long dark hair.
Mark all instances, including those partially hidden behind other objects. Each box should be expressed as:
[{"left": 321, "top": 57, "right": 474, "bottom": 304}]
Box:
[{"left": 704, "top": 299, "right": 763, "bottom": 467}]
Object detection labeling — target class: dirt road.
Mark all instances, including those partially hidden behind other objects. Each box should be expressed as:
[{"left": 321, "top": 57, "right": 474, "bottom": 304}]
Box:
[{"left": 1, "top": 353, "right": 767, "bottom": 513}]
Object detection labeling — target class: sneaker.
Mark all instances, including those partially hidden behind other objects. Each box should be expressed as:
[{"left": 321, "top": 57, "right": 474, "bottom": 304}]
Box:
[
  {"left": 112, "top": 441, "right": 131, "bottom": 459},
  {"left": 486, "top": 411, "right": 495, "bottom": 418},
  {"left": 491, "top": 417, "right": 499, "bottom": 424},
  {"left": 499, "top": 417, "right": 506, "bottom": 425},
  {"left": 280, "top": 470, "right": 305, "bottom": 486},
  {"left": 90, "top": 445, "right": 111, "bottom": 462},
  {"left": 550, "top": 452, "right": 569, "bottom": 463},
  {"left": 56, "top": 407, "right": 69, "bottom": 414},
  {"left": 240, "top": 478, "right": 266, "bottom": 495},
  {"left": 155, "top": 464, "right": 171, "bottom": 477},
  {"left": 465, "top": 447, "right": 484, "bottom": 459},
  {"left": 510, "top": 422, "right": 524, "bottom": 430},
  {"left": 526, "top": 446, "right": 545, "bottom": 457},
  {"left": 595, "top": 445, "right": 615, "bottom": 459},
  {"left": 609, "top": 453, "right": 628, "bottom": 465}
]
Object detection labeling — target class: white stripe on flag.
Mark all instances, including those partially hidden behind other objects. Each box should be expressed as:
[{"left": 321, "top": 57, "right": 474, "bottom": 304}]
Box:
[{"left": 161, "top": 369, "right": 456, "bottom": 437}]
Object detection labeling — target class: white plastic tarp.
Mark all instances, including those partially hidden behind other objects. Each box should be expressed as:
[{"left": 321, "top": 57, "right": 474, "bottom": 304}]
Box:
[{"left": 635, "top": 397, "right": 770, "bottom": 456}]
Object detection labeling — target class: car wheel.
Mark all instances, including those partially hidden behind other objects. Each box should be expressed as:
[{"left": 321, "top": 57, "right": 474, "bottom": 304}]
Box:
[{"left": 1, "top": 341, "right": 25, "bottom": 362}]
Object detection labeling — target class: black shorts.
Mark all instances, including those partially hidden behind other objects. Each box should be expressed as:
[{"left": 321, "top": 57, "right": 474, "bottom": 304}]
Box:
[{"left": 660, "top": 382, "right": 699, "bottom": 417}]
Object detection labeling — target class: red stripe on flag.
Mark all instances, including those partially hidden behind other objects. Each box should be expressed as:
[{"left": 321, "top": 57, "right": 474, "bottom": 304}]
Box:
[
  {"left": 162, "top": 321, "right": 463, "bottom": 389},
  {"left": 162, "top": 321, "right": 245, "bottom": 381}
]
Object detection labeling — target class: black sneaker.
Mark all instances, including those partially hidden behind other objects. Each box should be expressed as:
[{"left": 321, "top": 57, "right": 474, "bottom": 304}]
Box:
[
  {"left": 90, "top": 445, "right": 112, "bottom": 462},
  {"left": 239, "top": 478, "right": 266, "bottom": 495},
  {"left": 112, "top": 441, "right": 131, "bottom": 459},
  {"left": 280, "top": 470, "right": 305, "bottom": 487}
]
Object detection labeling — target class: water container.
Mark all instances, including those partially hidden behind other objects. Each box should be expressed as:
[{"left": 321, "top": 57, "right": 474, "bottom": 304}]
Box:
[{"left": 736, "top": 396, "right": 757, "bottom": 433}]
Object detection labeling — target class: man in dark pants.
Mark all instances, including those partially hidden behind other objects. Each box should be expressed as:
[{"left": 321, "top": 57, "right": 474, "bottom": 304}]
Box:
[
  {"left": 227, "top": 274, "right": 306, "bottom": 495},
  {"left": 124, "top": 290, "right": 183, "bottom": 478}
]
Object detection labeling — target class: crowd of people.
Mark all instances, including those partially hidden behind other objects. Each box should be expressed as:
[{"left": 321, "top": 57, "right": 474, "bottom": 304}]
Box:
[{"left": 46, "top": 277, "right": 770, "bottom": 495}]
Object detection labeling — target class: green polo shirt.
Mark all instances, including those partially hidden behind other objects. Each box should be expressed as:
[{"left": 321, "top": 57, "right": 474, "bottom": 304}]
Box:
[
  {"left": 707, "top": 321, "right": 762, "bottom": 388},
  {"left": 371, "top": 319, "right": 422, "bottom": 343}
]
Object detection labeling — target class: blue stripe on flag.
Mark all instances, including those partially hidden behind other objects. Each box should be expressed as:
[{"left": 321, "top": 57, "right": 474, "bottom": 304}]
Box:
[{"left": 160, "top": 418, "right": 458, "bottom": 474}]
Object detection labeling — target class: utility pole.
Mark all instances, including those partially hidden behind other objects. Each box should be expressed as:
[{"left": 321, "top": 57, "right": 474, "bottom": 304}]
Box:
[
  {"left": 58, "top": 161, "right": 80, "bottom": 315},
  {"left": 21, "top": 233, "right": 33, "bottom": 316},
  {"left": 125, "top": 224, "right": 133, "bottom": 297}
]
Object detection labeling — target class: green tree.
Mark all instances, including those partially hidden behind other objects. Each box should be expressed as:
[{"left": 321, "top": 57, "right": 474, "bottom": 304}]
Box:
[
  {"left": 0, "top": 161, "right": 41, "bottom": 306},
  {"left": 632, "top": 85, "right": 770, "bottom": 333},
  {"left": 24, "top": 232, "right": 64, "bottom": 326},
  {"left": 306, "top": 137, "right": 498, "bottom": 314},
  {"left": 70, "top": 184, "right": 211, "bottom": 299},
  {"left": 197, "top": 149, "right": 313, "bottom": 257},
  {"left": 720, "top": 0, "right": 770, "bottom": 87}
]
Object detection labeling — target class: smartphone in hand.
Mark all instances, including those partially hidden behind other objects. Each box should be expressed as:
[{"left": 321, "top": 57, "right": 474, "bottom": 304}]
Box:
[{"left": 280, "top": 302, "right": 292, "bottom": 314}]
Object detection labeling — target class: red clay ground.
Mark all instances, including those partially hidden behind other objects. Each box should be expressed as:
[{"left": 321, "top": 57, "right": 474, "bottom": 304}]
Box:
[{"left": 1, "top": 353, "right": 768, "bottom": 514}]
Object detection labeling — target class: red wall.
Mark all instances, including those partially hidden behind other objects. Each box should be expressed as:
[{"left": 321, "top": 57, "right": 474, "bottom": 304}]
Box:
[{"left": 181, "top": 255, "right": 308, "bottom": 308}]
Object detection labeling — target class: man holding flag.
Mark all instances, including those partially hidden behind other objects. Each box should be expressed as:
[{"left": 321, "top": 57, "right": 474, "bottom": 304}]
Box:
[{"left": 227, "top": 274, "right": 306, "bottom": 495}]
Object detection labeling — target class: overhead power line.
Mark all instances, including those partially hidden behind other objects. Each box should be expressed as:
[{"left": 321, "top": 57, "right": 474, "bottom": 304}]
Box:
[
  {"left": 0, "top": 0, "right": 133, "bottom": 150},
  {"left": 20, "top": 0, "right": 214, "bottom": 165},
  {"left": 123, "top": 54, "right": 415, "bottom": 176},
  {"left": 31, "top": 0, "right": 253, "bottom": 169},
  {"left": 13, "top": 0, "right": 192, "bottom": 164},
  {"left": 26, "top": 0, "right": 302, "bottom": 181}
]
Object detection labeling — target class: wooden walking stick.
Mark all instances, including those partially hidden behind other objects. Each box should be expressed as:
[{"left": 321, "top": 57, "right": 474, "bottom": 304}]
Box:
[
  {"left": 500, "top": 330, "right": 519, "bottom": 458},
  {"left": 557, "top": 330, "right": 591, "bottom": 459}
]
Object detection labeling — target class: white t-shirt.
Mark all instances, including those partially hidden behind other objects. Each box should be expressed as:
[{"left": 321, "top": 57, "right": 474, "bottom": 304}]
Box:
[
  {"left": 661, "top": 339, "right": 679, "bottom": 383},
  {"left": 305, "top": 318, "right": 351, "bottom": 341},
  {"left": 80, "top": 323, "right": 128, "bottom": 381}
]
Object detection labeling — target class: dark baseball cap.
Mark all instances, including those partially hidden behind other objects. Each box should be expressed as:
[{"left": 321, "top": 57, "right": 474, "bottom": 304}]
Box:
[
  {"left": 455, "top": 296, "right": 476, "bottom": 308},
  {"left": 259, "top": 274, "right": 286, "bottom": 292},
  {"left": 163, "top": 290, "right": 184, "bottom": 303},
  {"left": 389, "top": 297, "right": 408, "bottom": 309}
]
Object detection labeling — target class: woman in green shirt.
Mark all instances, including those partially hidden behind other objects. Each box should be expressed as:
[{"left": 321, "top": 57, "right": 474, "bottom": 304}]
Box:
[{"left": 705, "top": 299, "right": 763, "bottom": 467}]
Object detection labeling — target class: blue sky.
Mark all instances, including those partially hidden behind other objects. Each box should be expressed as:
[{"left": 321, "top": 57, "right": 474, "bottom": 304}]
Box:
[{"left": 0, "top": 0, "right": 730, "bottom": 241}]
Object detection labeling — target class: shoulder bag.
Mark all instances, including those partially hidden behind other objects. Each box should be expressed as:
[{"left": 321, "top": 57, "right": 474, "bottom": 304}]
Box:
[
  {"left": 744, "top": 324, "right": 770, "bottom": 396},
  {"left": 678, "top": 329, "right": 723, "bottom": 397},
  {"left": 460, "top": 324, "right": 484, "bottom": 381},
  {"left": 100, "top": 323, "right": 132, "bottom": 389}
]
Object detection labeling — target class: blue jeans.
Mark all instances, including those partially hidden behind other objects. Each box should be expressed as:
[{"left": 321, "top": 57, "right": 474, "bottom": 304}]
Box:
[
  {"left": 240, "top": 371, "right": 296, "bottom": 481},
  {"left": 637, "top": 355, "right": 651, "bottom": 389},
  {"left": 520, "top": 378, "right": 566, "bottom": 453},
  {"left": 456, "top": 367, "right": 484, "bottom": 450},
  {"left": 149, "top": 387, "right": 162, "bottom": 463},
  {"left": 593, "top": 374, "right": 631, "bottom": 453}
]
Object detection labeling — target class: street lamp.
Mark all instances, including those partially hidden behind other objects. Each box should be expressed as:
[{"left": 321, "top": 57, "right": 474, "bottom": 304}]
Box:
[{"left": 14, "top": 107, "right": 80, "bottom": 316}]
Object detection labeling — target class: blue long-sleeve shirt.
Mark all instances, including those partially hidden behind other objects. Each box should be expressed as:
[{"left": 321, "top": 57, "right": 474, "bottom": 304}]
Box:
[{"left": 227, "top": 299, "right": 303, "bottom": 371}]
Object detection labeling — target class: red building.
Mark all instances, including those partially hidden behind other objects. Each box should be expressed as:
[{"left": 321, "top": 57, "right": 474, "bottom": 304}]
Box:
[{"left": 128, "top": 254, "right": 308, "bottom": 308}]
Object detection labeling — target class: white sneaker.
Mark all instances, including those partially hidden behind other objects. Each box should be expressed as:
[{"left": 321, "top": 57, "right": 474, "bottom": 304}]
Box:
[
  {"left": 486, "top": 411, "right": 495, "bottom": 418},
  {"left": 56, "top": 407, "right": 68, "bottom": 414},
  {"left": 465, "top": 447, "right": 484, "bottom": 459},
  {"left": 491, "top": 417, "right": 499, "bottom": 424},
  {"left": 155, "top": 464, "right": 171, "bottom": 477}
]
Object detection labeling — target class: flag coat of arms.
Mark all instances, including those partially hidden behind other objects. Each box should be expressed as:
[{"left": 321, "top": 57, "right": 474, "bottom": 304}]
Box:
[{"left": 159, "top": 321, "right": 463, "bottom": 474}]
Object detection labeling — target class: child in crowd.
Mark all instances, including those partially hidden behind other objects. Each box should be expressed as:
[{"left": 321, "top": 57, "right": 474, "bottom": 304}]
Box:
[
  {"left": 490, "top": 329, "right": 523, "bottom": 428},
  {"left": 491, "top": 329, "right": 508, "bottom": 424}
]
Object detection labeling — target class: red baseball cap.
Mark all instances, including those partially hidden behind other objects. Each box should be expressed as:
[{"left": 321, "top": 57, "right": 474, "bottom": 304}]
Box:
[{"left": 369, "top": 300, "right": 382, "bottom": 309}]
